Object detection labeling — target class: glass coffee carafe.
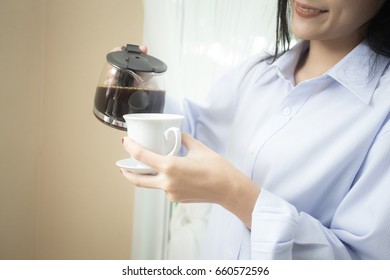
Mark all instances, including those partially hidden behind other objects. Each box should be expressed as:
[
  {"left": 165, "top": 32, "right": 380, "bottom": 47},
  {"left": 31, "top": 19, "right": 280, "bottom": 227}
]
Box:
[{"left": 93, "top": 44, "right": 167, "bottom": 130}]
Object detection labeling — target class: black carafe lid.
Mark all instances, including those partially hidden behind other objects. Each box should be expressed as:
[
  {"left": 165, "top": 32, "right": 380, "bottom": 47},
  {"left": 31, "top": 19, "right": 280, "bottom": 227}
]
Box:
[{"left": 106, "top": 44, "right": 167, "bottom": 73}]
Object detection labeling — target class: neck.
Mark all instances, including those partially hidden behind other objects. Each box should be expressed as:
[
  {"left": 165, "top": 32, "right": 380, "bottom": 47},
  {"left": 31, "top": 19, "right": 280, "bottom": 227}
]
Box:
[{"left": 294, "top": 35, "right": 365, "bottom": 84}]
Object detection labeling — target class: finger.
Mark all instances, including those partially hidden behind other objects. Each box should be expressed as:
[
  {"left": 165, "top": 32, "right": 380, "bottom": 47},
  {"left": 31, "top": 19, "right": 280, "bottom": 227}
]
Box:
[
  {"left": 120, "top": 168, "right": 162, "bottom": 189},
  {"left": 122, "top": 137, "right": 166, "bottom": 169},
  {"left": 139, "top": 45, "right": 148, "bottom": 54}
]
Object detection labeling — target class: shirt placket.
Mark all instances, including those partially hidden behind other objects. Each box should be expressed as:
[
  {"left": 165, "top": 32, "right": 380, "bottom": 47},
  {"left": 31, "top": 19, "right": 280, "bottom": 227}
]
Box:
[{"left": 244, "top": 83, "right": 314, "bottom": 180}]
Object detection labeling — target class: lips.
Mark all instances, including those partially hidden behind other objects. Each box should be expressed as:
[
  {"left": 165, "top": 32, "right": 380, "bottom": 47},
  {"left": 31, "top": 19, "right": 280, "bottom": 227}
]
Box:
[{"left": 295, "top": 1, "right": 328, "bottom": 18}]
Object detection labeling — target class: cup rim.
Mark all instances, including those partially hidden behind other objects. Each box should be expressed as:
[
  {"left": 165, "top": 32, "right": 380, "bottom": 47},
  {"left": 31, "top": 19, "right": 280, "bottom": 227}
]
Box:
[{"left": 123, "top": 113, "right": 185, "bottom": 121}]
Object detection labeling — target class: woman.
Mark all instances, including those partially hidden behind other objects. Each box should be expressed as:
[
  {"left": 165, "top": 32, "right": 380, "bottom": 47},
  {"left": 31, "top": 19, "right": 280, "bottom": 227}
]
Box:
[{"left": 120, "top": 0, "right": 390, "bottom": 259}]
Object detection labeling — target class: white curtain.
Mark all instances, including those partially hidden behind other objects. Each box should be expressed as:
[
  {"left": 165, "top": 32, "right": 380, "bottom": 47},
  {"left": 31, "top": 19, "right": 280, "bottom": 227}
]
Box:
[
  {"left": 134, "top": 0, "right": 277, "bottom": 259},
  {"left": 143, "top": 0, "right": 277, "bottom": 102}
]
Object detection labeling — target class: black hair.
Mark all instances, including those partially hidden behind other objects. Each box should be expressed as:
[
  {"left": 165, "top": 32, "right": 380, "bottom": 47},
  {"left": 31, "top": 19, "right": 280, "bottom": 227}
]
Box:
[
  {"left": 272, "top": 0, "right": 390, "bottom": 60},
  {"left": 366, "top": 0, "right": 390, "bottom": 57},
  {"left": 273, "top": 0, "right": 291, "bottom": 61}
]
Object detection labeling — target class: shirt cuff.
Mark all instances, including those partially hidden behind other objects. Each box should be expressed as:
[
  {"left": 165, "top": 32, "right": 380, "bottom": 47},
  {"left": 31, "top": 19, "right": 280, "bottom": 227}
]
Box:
[{"left": 251, "top": 189, "right": 299, "bottom": 259}]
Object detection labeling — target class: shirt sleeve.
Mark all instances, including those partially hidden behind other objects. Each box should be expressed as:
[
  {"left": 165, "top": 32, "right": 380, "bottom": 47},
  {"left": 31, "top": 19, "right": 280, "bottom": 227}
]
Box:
[{"left": 251, "top": 127, "right": 390, "bottom": 259}]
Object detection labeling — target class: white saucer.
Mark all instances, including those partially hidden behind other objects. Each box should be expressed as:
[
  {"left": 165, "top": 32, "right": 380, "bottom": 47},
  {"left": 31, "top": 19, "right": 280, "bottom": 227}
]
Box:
[{"left": 116, "top": 158, "right": 157, "bottom": 175}]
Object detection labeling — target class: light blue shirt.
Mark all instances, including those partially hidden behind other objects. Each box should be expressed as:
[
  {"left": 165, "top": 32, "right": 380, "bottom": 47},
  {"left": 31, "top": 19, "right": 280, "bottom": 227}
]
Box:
[{"left": 166, "top": 40, "right": 390, "bottom": 259}]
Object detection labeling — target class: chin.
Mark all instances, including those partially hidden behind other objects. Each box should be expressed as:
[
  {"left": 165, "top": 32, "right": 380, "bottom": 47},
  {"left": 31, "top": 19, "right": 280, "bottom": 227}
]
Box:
[{"left": 291, "top": 26, "right": 325, "bottom": 41}]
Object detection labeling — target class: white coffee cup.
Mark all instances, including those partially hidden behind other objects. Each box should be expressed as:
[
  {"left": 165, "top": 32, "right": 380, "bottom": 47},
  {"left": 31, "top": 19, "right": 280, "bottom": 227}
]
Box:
[{"left": 123, "top": 113, "right": 185, "bottom": 156}]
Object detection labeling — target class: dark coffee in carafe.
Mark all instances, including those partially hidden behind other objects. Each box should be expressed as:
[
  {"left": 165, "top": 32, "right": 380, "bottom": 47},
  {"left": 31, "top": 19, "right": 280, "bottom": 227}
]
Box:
[{"left": 94, "top": 86, "right": 165, "bottom": 128}]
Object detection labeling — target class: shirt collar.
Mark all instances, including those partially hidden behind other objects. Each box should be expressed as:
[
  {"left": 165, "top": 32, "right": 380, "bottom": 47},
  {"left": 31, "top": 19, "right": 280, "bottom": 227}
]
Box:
[
  {"left": 327, "top": 40, "right": 389, "bottom": 104},
  {"left": 273, "top": 40, "right": 308, "bottom": 84},
  {"left": 273, "top": 40, "right": 389, "bottom": 105}
]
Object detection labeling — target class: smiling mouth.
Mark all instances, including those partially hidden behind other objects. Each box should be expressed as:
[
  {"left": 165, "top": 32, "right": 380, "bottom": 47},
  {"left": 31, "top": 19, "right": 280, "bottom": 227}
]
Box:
[{"left": 295, "top": 1, "right": 328, "bottom": 18}]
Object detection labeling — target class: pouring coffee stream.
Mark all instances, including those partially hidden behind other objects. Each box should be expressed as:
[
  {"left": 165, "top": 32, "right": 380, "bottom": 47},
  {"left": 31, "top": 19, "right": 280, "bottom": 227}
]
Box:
[{"left": 93, "top": 44, "right": 167, "bottom": 130}]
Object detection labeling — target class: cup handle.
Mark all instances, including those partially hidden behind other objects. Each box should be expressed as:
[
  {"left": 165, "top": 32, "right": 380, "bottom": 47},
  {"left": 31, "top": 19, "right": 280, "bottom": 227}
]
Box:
[{"left": 164, "top": 127, "right": 181, "bottom": 156}]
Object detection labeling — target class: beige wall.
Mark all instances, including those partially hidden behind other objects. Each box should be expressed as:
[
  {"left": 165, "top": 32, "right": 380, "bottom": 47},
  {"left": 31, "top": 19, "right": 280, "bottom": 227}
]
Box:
[
  {"left": 0, "top": 0, "right": 143, "bottom": 259},
  {"left": 0, "top": 0, "right": 43, "bottom": 260}
]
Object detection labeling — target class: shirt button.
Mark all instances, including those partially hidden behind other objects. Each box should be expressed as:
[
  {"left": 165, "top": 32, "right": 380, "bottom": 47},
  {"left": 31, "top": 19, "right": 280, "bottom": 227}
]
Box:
[{"left": 282, "top": 107, "right": 292, "bottom": 116}]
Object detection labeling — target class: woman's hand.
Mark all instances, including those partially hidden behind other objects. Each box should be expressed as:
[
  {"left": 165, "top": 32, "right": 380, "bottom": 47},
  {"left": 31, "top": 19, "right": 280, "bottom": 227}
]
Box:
[
  {"left": 139, "top": 45, "right": 148, "bottom": 54},
  {"left": 120, "top": 132, "right": 261, "bottom": 228}
]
